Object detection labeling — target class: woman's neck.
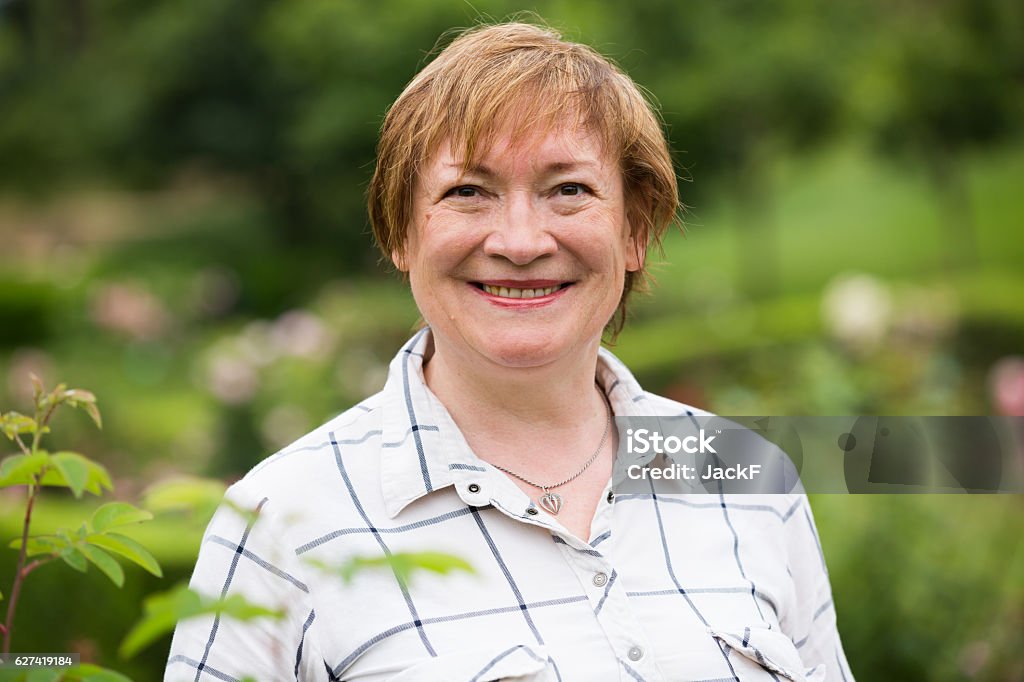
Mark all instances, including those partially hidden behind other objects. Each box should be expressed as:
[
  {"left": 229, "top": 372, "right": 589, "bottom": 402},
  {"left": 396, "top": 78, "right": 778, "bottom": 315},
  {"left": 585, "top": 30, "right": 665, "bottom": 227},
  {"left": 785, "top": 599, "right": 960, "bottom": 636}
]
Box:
[
  {"left": 422, "top": 332, "right": 608, "bottom": 450},
  {"left": 422, "top": 330, "right": 615, "bottom": 539}
]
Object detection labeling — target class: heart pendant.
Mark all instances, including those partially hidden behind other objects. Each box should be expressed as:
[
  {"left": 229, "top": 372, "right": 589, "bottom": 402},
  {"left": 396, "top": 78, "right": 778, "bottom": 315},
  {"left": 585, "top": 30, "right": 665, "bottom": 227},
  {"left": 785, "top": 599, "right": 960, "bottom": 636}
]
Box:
[{"left": 539, "top": 492, "right": 563, "bottom": 515}]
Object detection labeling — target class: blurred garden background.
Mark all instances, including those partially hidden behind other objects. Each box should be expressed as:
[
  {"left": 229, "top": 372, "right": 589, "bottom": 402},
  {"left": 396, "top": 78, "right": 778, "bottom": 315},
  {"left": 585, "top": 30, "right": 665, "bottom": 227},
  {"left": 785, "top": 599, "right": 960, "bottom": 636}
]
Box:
[{"left": 1, "top": 0, "right": 1023, "bottom": 679}]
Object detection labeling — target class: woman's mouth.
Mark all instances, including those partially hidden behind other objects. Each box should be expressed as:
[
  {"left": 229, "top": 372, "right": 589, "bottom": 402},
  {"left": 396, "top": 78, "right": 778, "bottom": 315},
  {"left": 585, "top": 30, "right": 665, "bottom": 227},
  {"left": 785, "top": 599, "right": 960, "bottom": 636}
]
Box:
[
  {"left": 471, "top": 281, "right": 573, "bottom": 303},
  {"left": 478, "top": 283, "right": 567, "bottom": 299}
]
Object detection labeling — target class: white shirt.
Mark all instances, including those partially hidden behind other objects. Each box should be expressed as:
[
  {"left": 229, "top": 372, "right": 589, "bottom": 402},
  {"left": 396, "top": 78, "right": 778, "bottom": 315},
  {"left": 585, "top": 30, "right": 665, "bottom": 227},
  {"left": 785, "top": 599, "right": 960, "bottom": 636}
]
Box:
[{"left": 165, "top": 328, "right": 854, "bottom": 681}]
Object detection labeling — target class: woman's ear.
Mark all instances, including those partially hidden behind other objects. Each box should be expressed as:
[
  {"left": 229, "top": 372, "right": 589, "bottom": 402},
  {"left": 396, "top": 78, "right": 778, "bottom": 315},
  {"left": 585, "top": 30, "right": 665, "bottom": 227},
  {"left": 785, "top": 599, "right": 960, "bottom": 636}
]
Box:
[
  {"left": 625, "top": 228, "right": 646, "bottom": 273},
  {"left": 391, "top": 247, "right": 409, "bottom": 273}
]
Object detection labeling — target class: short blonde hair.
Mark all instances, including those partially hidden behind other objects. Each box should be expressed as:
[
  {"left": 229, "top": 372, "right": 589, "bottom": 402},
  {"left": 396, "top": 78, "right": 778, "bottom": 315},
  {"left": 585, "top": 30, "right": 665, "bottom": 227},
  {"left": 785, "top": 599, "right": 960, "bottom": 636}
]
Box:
[{"left": 368, "top": 21, "right": 679, "bottom": 334}]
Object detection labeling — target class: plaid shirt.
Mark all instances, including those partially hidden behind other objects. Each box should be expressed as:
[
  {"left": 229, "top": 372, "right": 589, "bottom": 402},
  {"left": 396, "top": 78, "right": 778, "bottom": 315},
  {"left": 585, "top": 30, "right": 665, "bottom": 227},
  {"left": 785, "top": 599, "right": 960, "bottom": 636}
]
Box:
[{"left": 165, "top": 329, "right": 854, "bottom": 681}]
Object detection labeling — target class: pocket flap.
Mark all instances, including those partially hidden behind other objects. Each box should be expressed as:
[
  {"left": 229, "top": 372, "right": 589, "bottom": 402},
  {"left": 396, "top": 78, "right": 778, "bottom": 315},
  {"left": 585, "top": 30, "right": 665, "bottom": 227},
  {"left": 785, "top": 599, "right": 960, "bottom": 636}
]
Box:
[
  {"left": 387, "top": 643, "right": 550, "bottom": 682},
  {"left": 709, "top": 627, "right": 824, "bottom": 681}
]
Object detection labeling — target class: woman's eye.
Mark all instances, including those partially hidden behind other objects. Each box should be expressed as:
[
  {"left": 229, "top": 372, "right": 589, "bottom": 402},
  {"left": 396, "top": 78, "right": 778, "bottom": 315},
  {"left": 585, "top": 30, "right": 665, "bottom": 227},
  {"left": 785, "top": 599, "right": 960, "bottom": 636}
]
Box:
[
  {"left": 446, "top": 186, "right": 480, "bottom": 198},
  {"left": 558, "top": 183, "right": 587, "bottom": 196}
]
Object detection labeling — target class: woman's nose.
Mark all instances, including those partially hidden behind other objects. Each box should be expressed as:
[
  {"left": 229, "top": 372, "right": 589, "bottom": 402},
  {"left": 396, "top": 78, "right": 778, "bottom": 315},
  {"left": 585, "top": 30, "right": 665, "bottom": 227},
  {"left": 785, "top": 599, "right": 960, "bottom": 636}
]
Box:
[{"left": 482, "top": 193, "right": 558, "bottom": 265}]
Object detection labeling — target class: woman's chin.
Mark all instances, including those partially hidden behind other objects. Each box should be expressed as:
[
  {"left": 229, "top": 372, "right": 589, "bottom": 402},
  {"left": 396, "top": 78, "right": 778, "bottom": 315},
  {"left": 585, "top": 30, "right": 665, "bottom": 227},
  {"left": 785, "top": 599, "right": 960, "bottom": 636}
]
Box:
[{"left": 480, "top": 332, "right": 585, "bottom": 370}]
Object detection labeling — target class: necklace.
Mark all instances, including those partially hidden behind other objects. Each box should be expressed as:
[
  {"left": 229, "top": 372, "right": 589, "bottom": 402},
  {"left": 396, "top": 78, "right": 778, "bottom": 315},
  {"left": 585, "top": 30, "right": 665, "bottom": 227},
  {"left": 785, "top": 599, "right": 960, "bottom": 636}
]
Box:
[{"left": 490, "top": 382, "right": 612, "bottom": 515}]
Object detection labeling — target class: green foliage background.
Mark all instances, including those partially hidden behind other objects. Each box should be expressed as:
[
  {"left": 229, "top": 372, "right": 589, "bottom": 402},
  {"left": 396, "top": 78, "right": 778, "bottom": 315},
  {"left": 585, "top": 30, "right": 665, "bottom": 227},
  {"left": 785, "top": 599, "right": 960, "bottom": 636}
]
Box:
[{"left": 1, "top": 0, "right": 1022, "bottom": 679}]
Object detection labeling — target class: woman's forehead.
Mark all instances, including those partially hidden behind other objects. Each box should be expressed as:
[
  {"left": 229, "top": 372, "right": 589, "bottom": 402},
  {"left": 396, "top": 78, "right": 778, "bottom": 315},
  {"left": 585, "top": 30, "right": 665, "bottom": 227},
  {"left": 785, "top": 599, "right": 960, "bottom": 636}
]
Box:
[{"left": 426, "top": 123, "right": 615, "bottom": 179}]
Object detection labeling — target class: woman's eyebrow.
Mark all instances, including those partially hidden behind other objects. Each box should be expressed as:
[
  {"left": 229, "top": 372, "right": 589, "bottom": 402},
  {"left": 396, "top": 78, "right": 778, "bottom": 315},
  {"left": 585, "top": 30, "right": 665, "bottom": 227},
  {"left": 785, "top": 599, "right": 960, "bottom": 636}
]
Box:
[
  {"left": 446, "top": 162, "right": 498, "bottom": 179},
  {"left": 542, "top": 160, "right": 598, "bottom": 174}
]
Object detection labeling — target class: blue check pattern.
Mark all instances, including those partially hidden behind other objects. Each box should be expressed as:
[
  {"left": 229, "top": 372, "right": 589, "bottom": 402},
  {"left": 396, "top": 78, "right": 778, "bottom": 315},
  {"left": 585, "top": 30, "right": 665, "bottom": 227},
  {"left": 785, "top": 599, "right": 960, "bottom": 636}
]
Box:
[{"left": 165, "top": 329, "right": 854, "bottom": 681}]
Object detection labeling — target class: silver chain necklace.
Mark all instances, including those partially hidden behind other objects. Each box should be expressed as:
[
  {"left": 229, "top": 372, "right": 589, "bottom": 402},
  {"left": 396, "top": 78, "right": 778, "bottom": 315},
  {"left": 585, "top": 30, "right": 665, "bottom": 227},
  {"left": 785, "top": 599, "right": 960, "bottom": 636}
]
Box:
[{"left": 490, "top": 382, "right": 612, "bottom": 515}]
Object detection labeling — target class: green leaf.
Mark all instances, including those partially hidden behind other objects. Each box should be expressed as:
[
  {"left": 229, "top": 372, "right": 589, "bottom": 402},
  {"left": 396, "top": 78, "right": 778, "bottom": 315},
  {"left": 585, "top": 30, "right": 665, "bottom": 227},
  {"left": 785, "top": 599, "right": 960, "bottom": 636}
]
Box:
[
  {"left": 63, "top": 389, "right": 102, "bottom": 430},
  {"left": 63, "top": 388, "right": 97, "bottom": 404},
  {"left": 0, "top": 412, "right": 38, "bottom": 439},
  {"left": 25, "top": 668, "right": 61, "bottom": 682},
  {"left": 87, "top": 532, "right": 162, "bottom": 578},
  {"left": 74, "top": 664, "right": 133, "bottom": 682},
  {"left": 40, "top": 453, "right": 112, "bottom": 496},
  {"left": 48, "top": 452, "right": 90, "bottom": 498},
  {"left": 142, "top": 477, "right": 226, "bottom": 519},
  {"left": 82, "top": 402, "right": 103, "bottom": 430},
  {"left": 78, "top": 545, "right": 124, "bottom": 587},
  {"left": 91, "top": 503, "right": 153, "bottom": 533},
  {"left": 60, "top": 546, "right": 88, "bottom": 572},
  {"left": 87, "top": 459, "right": 114, "bottom": 494},
  {"left": 120, "top": 583, "right": 203, "bottom": 658},
  {"left": 9, "top": 535, "right": 67, "bottom": 557},
  {"left": 120, "top": 583, "right": 283, "bottom": 659},
  {"left": 216, "top": 593, "right": 284, "bottom": 621},
  {"left": 398, "top": 551, "right": 475, "bottom": 577},
  {"left": 0, "top": 451, "right": 50, "bottom": 487},
  {"left": 315, "top": 551, "right": 475, "bottom": 585}
]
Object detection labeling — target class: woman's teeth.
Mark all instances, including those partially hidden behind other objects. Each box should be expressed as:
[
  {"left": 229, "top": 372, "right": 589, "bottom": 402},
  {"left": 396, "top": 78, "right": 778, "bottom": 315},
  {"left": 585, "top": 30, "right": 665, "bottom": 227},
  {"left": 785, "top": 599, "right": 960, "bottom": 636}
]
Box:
[{"left": 482, "top": 284, "right": 561, "bottom": 299}]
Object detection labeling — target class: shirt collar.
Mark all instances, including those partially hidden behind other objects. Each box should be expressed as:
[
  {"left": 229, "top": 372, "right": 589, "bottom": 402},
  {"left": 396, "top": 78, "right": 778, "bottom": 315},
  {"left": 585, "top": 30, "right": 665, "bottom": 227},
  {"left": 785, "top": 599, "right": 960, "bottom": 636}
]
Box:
[{"left": 379, "top": 328, "right": 651, "bottom": 518}]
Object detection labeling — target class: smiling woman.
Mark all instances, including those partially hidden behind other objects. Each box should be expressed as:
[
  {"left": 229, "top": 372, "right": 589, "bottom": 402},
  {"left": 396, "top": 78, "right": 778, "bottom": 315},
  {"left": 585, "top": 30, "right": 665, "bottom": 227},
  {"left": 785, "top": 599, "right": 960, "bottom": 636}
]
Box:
[{"left": 165, "top": 20, "right": 854, "bottom": 682}]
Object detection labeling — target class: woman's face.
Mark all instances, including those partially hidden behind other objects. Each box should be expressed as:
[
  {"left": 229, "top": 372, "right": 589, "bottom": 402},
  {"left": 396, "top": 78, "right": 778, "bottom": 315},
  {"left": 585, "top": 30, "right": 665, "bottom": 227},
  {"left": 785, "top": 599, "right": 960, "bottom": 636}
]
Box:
[{"left": 397, "top": 123, "right": 641, "bottom": 371}]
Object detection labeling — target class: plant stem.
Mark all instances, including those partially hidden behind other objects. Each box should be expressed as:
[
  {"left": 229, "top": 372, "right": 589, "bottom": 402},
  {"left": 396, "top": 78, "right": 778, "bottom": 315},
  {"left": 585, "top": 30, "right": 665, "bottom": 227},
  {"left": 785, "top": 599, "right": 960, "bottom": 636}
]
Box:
[
  {"left": 2, "top": 477, "right": 40, "bottom": 654},
  {"left": 31, "top": 402, "right": 57, "bottom": 454},
  {"left": 22, "top": 556, "right": 54, "bottom": 579},
  {"left": 13, "top": 434, "right": 30, "bottom": 456}
]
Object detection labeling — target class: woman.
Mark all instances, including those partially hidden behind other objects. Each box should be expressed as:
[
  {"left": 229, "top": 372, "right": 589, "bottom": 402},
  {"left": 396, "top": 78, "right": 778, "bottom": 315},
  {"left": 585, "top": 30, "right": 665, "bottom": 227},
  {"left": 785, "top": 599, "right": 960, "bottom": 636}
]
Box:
[{"left": 166, "top": 22, "right": 853, "bottom": 681}]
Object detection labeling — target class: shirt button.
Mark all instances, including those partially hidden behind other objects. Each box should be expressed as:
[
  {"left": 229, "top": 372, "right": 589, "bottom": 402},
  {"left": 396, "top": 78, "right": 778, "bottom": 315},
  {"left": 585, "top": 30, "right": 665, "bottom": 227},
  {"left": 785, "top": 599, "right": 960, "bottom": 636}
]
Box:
[
  {"left": 526, "top": 507, "right": 539, "bottom": 516},
  {"left": 468, "top": 483, "right": 480, "bottom": 494},
  {"left": 627, "top": 646, "right": 644, "bottom": 661},
  {"left": 592, "top": 572, "right": 608, "bottom": 587},
  {"left": 606, "top": 490, "right": 615, "bottom": 504}
]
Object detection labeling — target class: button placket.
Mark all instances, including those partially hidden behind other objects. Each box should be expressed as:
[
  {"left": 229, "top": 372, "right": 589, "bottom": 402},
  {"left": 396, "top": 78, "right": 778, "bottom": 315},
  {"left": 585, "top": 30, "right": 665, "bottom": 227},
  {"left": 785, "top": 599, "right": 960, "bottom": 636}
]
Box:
[{"left": 575, "top": 555, "right": 661, "bottom": 679}]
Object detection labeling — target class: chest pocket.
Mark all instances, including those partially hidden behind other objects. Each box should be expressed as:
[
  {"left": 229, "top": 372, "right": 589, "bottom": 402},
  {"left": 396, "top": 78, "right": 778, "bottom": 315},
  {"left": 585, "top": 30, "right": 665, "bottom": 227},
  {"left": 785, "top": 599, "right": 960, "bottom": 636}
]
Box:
[
  {"left": 710, "top": 627, "right": 825, "bottom": 681},
  {"left": 386, "top": 644, "right": 555, "bottom": 682}
]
